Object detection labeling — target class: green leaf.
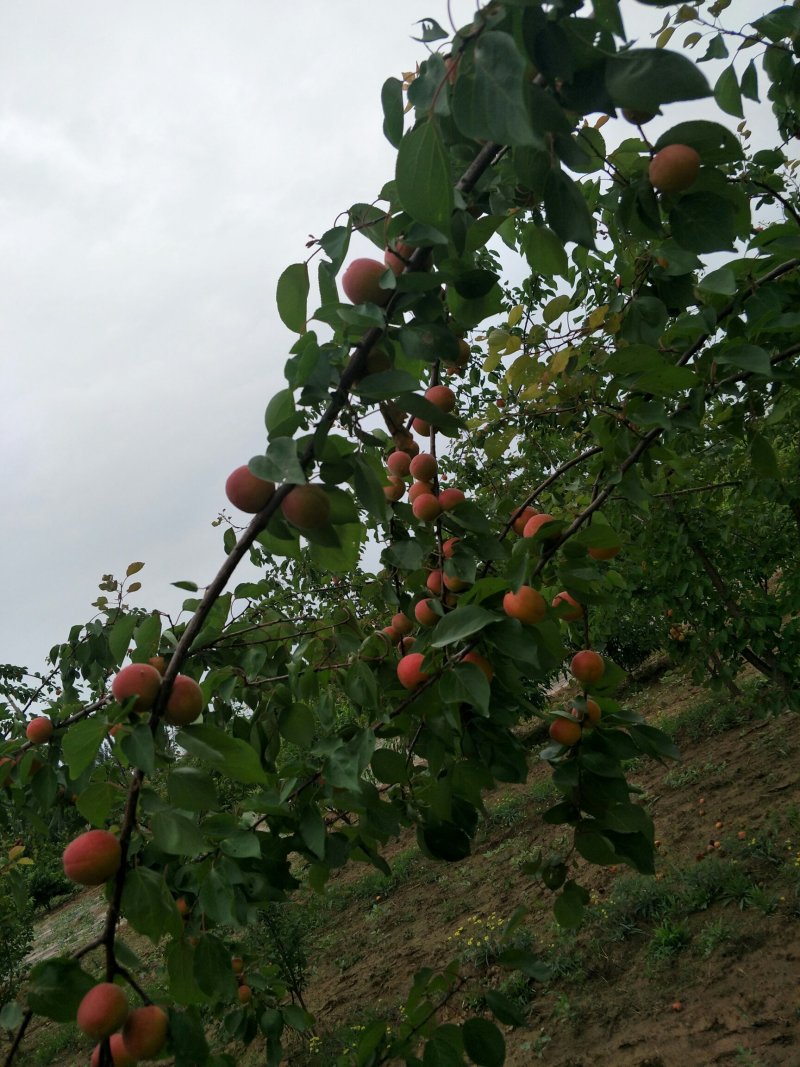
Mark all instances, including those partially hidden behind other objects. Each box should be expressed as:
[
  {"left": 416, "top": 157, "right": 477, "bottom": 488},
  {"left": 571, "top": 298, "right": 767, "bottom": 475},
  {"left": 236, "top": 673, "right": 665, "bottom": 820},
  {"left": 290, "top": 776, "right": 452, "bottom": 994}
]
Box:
[
  {"left": 151, "top": 811, "right": 207, "bottom": 857},
  {"left": 553, "top": 880, "right": 590, "bottom": 929},
  {"left": 750, "top": 433, "right": 779, "bottom": 478},
  {"left": 27, "top": 959, "right": 94, "bottom": 1022},
  {"left": 669, "top": 193, "right": 737, "bottom": 253},
  {"left": 177, "top": 724, "right": 268, "bottom": 785},
  {"left": 76, "top": 782, "right": 119, "bottom": 827},
  {"left": 0, "top": 1001, "right": 23, "bottom": 1029},
  {"left": 168, "top": 767, "right": 219, "bottom": 812},
  {"left": 371, "top": 747, "right": 409, "bottom": 785},
  {"left": 120, "top": 723, "right": 156, "bottom": 776},
  {"left": 654, "top": 121, "right": 742, "bottom": 164},
  {"left": 195, "top": 934, "right": 238, "bottom": 1000},
  {"left": 606, "top": 48, "right": 710, "bottom": 111},
  {"left": 172, "top": 580, "right": 198, "bottom": 592},
  {"left": 167, "top": 940, "right": 209, "bottom": 1005},
  {"left": 109, "top": 614, "right": 138, "bottom": 666},
  {"left": 497, "top": 947, "right": 550, "bottom": 980},
  {"left": 355, "top": 370, "right": 421, "bottom": 401},
  {"left": 462, "top": 1017, "right": 506, "bottom": 1067},
  {"left": 249, "top": 439, "right": 305, "bottom": 485},
  {"left": 265, "top": 389, "right": 302, "bottom": 440},
  {"left": 134, "top": 613, "right": 161, "bottom": 659},
  {"left": 279, "top": 704, "right": 315, "bottom": 748},
  {"left": 430, "top": 606, "right": 496, "bottom": 647},
  {"left": 521, "top": 225, "right": 568, "bottom": 277},
  {"left": 121, "top": 868, "right": 183, "bottom": 942},
  {"left": 714, "top": 343, "right": 772, "bottom": 377},
  {"left": 697, "top": 266, "right": 736, "bottom": 296},
  {"left": 396, "top": 120, "right": 453, "bottom": 234},
  {"left": 62, "top": 719, "right": 108, "bottom": 778},
  {"left": 544, "top": 169, "right": 595, "bottom": 248},
  {"left": 714, "top": 65, "right": 743, "bottom": 118},
  {"left": 452, "top": 32, "right": 534, "bottom": 146},
  {"left": 485, "top": 989, "right": 527, "bottom": 1027},
  {"left": 276, "top": 262, "right": 309, "bottom": 334},
  {"left": 381, "top": 76, "right": 404, "bottom": 148}
]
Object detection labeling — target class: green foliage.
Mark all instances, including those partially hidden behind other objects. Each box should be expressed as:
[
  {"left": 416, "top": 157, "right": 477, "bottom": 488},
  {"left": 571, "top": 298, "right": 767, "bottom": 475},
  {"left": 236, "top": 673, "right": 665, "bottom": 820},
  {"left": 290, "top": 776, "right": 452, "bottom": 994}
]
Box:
[{"left": 3, "top": 0, "right": 800, "bottom": 1062}]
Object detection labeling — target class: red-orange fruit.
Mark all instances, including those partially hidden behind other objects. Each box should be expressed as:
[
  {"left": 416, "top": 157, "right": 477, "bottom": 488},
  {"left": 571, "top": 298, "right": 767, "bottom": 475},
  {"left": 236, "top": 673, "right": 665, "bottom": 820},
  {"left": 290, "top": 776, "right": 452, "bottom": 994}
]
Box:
[
  {"left": 238, "top": 984, "right": 253, "bottom": 1004},
  {"left": 648, "top": 144, "right": 700, "bottom": 193},
  {"left": 523, "top": 513, "right": 558, "bottom": 539},
  {"left": 512, "top": 506, "right": 539, "bottom": 536},
  {"left": 463, "top": 651, "right": 494, "bottom": 682},
  {"left": 426, "top": 570, "right": 444, "bottom": 595},
  {"left": 412, "top": 493, "right": 442, "bottom": 522},
  {"left": 442, "top": 536, "right": 460, "bottom": 559},
  {"left": 392, "top": 613, "right": 413, "bottom": 636},
  {"left": 588, "top": 544, "right": 620, "bottom": 561},
  {"left": 121, "top": 1004, "right": 169, "bottom": 1060},
  {"left": 410, "top": 453, "right": 437, "bottom": 481},
  {"left": 443, "top": 572, "right": 469, "bottom": 593},
  {"left": 77, "top": 983, "right": 129, "bottom": 1040},
  {"left": 384, "top": 241, "right": 414, "bottom": 275},
  {"left": 439, "top": 488, "right": 465, "bottom": 511},
  {"left": 63, "top": 830, "right": 121, "bottom": 886},
  {"left": 503, "top": 586, "right": 546, "bottom": 625},
  {"left": 281, "top": 484, "right": 331, "bottom": 530},
  {"left": 570, "top": 650, "right": 605, "bottom": 686},
  {"left": 225, "top": 466, "right": 276, "bottom": 514},
  {"left": 111, "top": 662, "right": 163, "bottom": 712},
  {"left": 425, "top": 385, "right": 456, "bottom": 412},
  {"left": 399, "top": 636, "right": 416, "bottom": 654},
  {"left": 163, "top": 675, "right": 204, "bottom": 727},
  {"left": 415, "top": 599, "right": 439, "bottom": 627},
  {"left": 148, "top": 655, "right": 166, "bottom": 676},
  {"left": 176, "top": 896, "right": 190, "bottom": 917},
  {"left": 25, "top": 716, "right": 53, "bottom": 744},
  {"left": 412, "top": 417, "right": 431, "bottom": 436},
  {"left": 382, "top": 625, "right": 401, "bottom": 644},
  {"left": 551, "top": 591, "right": 583, "bottom": 621},
  {"left": 549, "top": 718, "right": 582, "bottom": 747},
  {"left": 231, "top": 956, "right": 245, "bottom": 975},
  {"left": 397, "top": 653, "right": 430, "bottom": 690},
  {"left": 91, "top": 1033, "right": 137, "bottom": 1067},
  {"left": 386, "top": 451, "right": 411, "bottom": 477},
  {"left": 571, "top": 699, "right": 601, "bottom": 726},
  {"left": 342, "top": 258, "right": 390, "bottom": 306},
  {"left": 383, "top": 476, "right": 405, "bottom": 502},
  {"left": 408, "top": 480, "right": 433, "bottom": 503}
]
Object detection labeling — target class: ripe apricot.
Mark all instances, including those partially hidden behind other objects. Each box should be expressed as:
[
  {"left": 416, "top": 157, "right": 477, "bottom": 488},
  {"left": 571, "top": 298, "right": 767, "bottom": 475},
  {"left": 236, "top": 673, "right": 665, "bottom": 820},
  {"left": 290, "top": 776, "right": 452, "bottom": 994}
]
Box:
[
  {"left": 425, "top": 385, "right": 456, "bottom": 412},
  {"left": 391, "top": 613, "right": 413, "bottom": 636},
  {"left": 549, "top": 717, "right": 582, "bottom": 747},
  {"left": 238, "top": 984, "right": 253, "bottom": 1004},
  {"left": 463, "top": 651, "right": 494, "bottom": 682},
  {"left": 397, "top": 653, "right": 430, "bottom": 690},
  {"left": 383, "top": 476, "right": 405, "bottom": 502},
  {"left": 342, "top": 258, "right": 390, "bottom": 305},
  {"left": 426, "top": 570, "right": 444, "bottom": 595},
  {"left": 439, "top": 488, "right": 465, "bottom": 511},
  {"left": 571, "top": 698, "right": 601, "bottom": 726},
  {"left": 63, "top": 830, "right": 121, "bottom": 886},
  {"left": 415, "top": 599, "right": 439, "bottom": 627},
  {"left": 386, "top": 451, "right": 411, "bottom": 477},
  {"left": 503, "top": 586, "right": 546, "bottom": 625},
  {"left": 25, "top": 716, "right": 53, "bottom": 744},
  {"left": 410, "top": 453, "right": 437, "bottom": 481},
  {"left": 225, "top": 466, "right": 276, "bottom": 513},
  {"left": 588, "top": 544, "right": 620, "bottom": 561},
  {"left": 512, "top": 506, "right": 539, "bottom": 536},
  {"left": 163, "top": 675, "right": 204, "bottom": 727},
  {"left": 442, "top": 536, "right": 460, "bottom": 559},
  {"left": 112, "top": 662, "right": 162, "bottom": 712},
  {"left": 91, "top": 1033, "right": 136, "bottom": 1067},
  {"left": 412, "top": 493, "right": 442, "bottom": 521},
  {"left": 648, "top": 144, "right": 701, "bottom": 193},
  {"left": 121, "top": 1004, "right": 169, "bottom": 1060},
  {"left": 552, "top": 591, "right": 583, "bottom": 621},
  {"left": 570, "top": 650, "right": 605, "bottom": 686},
  {"left": 412, "top": 417, "right": 431, "bottom": 436},
  {"left": 77, "top": 983, "right": 129, "bottom": 1039},
  {"left": 408, "top": 480, "right": 433, "bottom": 503},
  {"left": 281, "top": 484, "right": 331, "bottom": 530},
  {"left": 523, "top": 513, "right": 558, "bottom": 539}
]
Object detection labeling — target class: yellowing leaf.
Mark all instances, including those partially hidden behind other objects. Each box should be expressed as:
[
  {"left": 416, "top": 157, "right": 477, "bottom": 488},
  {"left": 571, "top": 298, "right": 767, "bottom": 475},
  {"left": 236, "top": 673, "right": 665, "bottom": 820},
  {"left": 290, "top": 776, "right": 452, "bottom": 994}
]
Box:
[
  {"left": 507, "top": 305, "right": 524, "bottom": 328},
  {"left": 585, "top": 304, "right": 608, "bottom": 332},
  {"left": 506, "top": 353, "right": 534, "bottom": 388},
  {"left": 505, "top": 334, "right": 522, "bottom": 355},
  {"left": 16, "top": 857, "right": 33, "bottom": 866},
  {"left": 550, "top": 347, "right": 574, "bottom": 376},
  {"left": 7, "top": 845, "right": 25, "bottom": 861},
  {"left": 487, "top": 328, "right": 509, "bottom": 352},
  {"left": 483, "top": 349, "right": 503, "bottom": 374},
  {"left": 656, "top": 26, "right": 675, "bottom": 48},
  {"left": 543, "top": 296, "right": 571, "bottom": 325},
  {"left": 595, "top": 115, "right": 610, "bottom": 129}
]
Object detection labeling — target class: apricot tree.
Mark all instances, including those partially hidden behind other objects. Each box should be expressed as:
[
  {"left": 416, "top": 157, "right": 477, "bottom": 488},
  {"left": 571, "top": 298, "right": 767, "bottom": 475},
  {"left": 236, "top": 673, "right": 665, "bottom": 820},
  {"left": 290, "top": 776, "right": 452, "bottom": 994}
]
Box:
[{"left": 1, "top": 0, "right": 800, "bottom": 1064}]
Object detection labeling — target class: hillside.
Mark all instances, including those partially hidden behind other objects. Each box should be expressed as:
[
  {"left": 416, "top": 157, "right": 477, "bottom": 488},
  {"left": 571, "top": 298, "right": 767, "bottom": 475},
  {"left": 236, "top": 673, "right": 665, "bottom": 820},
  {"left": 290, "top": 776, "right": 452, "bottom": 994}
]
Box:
[{"left": 10, "top": 665, "right": 800, "bottom": 1067}]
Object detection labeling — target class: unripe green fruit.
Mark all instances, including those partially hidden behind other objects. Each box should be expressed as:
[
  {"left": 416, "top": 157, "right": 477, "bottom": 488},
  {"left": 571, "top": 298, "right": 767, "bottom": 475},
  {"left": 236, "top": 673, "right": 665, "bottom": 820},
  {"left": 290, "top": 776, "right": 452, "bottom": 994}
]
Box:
[
  {"left": 281, "top": 484, "right": 331, "bottom": 530},
  {"left": 225, "top": 465, "right": 276, "bottom": 513},
  {"left": 63, "top": 830, "right": 121, "bottom": 886}
]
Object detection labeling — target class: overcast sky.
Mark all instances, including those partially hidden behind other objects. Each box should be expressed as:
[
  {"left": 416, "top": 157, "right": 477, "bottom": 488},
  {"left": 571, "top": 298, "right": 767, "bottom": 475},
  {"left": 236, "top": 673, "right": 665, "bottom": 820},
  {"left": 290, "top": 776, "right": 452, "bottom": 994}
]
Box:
[{"left": 0, "top": 1, "right": 770, "bottom": 677}]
